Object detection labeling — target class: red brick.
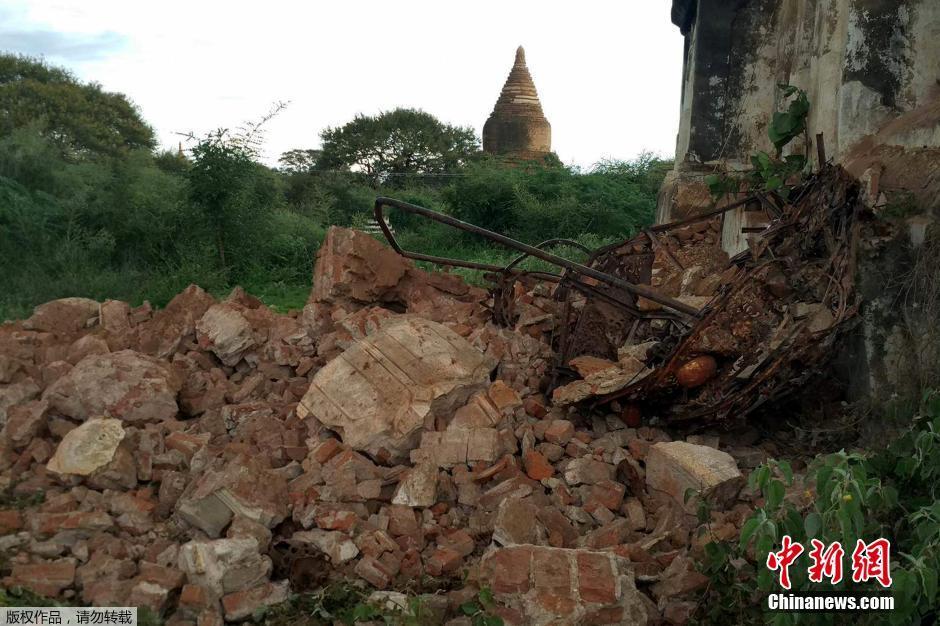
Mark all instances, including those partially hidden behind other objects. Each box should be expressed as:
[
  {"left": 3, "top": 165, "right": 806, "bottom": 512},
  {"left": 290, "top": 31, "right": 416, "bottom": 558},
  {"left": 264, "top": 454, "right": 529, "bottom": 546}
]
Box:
[
  {"left": 573, "top": 431, "right": 592, "bottom": 444},
  {"left": 313, "top": 438, "right": 342, "bottom": 464},
  {"left": 544, "top": 420, "right": 574, "bottom": 445},
  {"left": 532, "top": 547, "right": 572, "bottom": 594},
  {"left": 438, "top": 528, "right": 475, "bottom": 557},
  {"left": 486, "top": 546, "right": 532, "bottom": 594},
  {"left": 535, "top": 590, "right": 577, "bottom": 616},
  {"left": 138, "top": 561, "right": 185, "bottom": 590},
  {"left": 355, "top": 529, "right": 399, "bottom": 558},
  {"left": 179, "top": 584, "right": 213, "bottom": 610},
  {"left": 221, "top": 581, "right": 289, "bottom": 621},
  {"left": 487, "top": 380, "right": 522, "bottom": 413},
  {"left": 585, "top": 518, "right": 631, "bottom": 549},
  {"left": 577, "top": 552, "right": 617, "bottom": 604},
  {"left": 523, "top": 450, "right": 554, "bottom": 481},
  {"left": 589, "top": 480, "right": 626, "bottom": 510},
  {"left": 355, "top": 556, "right": 393, "bottom": 589},
  {"left": 584, "top": 606, "right": 625, "bottom": 624},
  {"left": 427, "top": 547, "right": 463, "bottom": 576},
  {"left": 399, "top": 549, "right": 423, "bottom": 578},
  {"left": 493, "top": 606, "right": 526, "bottom": 625},
  {"left": 386, "top": 505, "right": 421, "bottom": 537},
  {"left": 34, "top": 511, "right": 113, "bottom": 536},
  {"left": 536, "top": 508, "right": 578, "bottom": 548},
  {"left": 165, "top": 432, "right": 209, "bottom": 461},
  {"left": 314, "top": 507, "right": 358, "bottom": 531},
  {"left": 82, "top": 578, "right": 132, "bottom": 606},
  {"left": 6, "top": 560, "right": 76, "bottom": 597},
  {"left": 627, "top": 438, "right": 650, "bottom": 461},
  {"left": 378, "top": 550, "right": 402, "bottom": 577},
  {"left": 0, "top": 509, "right": 23, "bottom": 533},
  {"left": 523, "top": 397, "right": 547, "bottom": 419}
]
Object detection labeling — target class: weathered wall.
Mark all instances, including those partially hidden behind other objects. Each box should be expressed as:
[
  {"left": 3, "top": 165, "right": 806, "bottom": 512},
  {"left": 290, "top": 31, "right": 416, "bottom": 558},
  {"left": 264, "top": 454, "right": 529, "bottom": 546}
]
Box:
[
  {"left": 661, "top": 0, "right": 940, "bottom": 253},
  {"left": 663, "top": 0, "right": 940, "bottom": 404}
]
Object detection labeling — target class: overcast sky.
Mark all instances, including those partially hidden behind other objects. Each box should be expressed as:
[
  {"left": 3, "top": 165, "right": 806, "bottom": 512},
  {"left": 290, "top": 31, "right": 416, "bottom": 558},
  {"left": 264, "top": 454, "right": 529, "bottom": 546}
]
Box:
[{"left": 2, "top": 1, "right": 683, "bottom": 168}]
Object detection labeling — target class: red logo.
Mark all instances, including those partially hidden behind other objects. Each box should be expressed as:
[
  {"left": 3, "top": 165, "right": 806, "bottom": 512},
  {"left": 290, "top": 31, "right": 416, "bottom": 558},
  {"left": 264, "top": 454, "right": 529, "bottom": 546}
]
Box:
[
  {"left": 766, "top": 535, "right": 804, "bottom": 589},
  {"left": 851, "top": 538, "right": 892, "bottom": 588},
  {"left": 765, "top": 537, "right": 892, "bottom": 588},
  {"left": 807, "top": 539, "right": 845, "bottom": 584}
]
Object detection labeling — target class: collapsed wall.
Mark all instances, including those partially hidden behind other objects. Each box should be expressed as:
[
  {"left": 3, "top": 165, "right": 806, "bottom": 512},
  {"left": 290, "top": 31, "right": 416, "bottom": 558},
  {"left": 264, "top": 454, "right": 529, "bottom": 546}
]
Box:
[
  {"left": 660, "top": 0, "right": 940, "bottom": 403},
  {"left": 4, "top": 227, "right": 794, "bottom": 625}
]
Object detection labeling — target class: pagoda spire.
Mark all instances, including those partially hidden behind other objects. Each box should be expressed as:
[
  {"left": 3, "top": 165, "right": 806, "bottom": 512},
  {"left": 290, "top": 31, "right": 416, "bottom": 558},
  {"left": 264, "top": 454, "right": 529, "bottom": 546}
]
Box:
[{"left": 482, "top": 46, "right": 552, "bottom": 159}]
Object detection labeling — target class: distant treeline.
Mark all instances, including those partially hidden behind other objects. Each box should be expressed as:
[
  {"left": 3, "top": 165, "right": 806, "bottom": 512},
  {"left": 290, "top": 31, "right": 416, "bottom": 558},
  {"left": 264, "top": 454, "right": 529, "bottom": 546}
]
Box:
[{"left": 0, "top": 53, "right": 671, "bottom": 320}]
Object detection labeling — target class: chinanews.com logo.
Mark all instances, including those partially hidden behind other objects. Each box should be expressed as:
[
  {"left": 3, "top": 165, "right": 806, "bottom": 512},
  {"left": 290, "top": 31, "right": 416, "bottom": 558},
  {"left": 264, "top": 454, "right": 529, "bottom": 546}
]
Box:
[{"left": 764, "top": 535, "right": 895, "bottom": 612}]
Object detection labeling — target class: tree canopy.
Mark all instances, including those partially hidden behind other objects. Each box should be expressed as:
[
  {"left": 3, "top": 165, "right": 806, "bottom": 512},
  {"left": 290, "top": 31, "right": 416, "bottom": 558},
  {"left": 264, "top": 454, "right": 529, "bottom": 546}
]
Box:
[
  {"left": 317, "top": 108, "right": 480, "bottom": 185},
  {"left": 0, "top": 54, "right": 155, "bottom": 159},
  {"left": 278, "top": 148, "right": 321, "bottom": 173}
]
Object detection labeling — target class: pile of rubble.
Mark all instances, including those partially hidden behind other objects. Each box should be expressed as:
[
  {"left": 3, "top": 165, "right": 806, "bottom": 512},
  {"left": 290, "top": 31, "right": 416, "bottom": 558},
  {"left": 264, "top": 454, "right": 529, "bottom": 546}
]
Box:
[
  {"left": 545, "top": 166, "right": 863, "bottom": 423},
  {"left": 0, "top": 167, "right": 861, "bottom": 625}
]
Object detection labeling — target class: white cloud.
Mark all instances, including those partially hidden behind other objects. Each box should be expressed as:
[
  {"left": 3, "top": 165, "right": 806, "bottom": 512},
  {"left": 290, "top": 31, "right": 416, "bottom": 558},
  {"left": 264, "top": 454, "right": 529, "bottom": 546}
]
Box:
[{"left": 3, "top": 0, "right": 683, "bottom": 167}]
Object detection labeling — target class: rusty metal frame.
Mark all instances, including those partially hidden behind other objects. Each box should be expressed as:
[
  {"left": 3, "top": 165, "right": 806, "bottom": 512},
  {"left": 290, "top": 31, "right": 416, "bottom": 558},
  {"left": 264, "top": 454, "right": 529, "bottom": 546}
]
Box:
[{"left": 374, "top": 196, "right": 705, "bottom": 318}]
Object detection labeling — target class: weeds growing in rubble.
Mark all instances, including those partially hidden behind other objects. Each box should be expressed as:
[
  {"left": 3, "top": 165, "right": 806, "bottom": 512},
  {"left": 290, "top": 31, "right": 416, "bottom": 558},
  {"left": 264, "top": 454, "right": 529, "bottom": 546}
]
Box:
[{"left": 692, "top": 390, "right": 940, "bottom": 625}]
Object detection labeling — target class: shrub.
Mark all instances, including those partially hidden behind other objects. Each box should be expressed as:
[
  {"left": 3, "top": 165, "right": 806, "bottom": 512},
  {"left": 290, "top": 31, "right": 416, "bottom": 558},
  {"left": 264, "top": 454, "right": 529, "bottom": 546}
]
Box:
[{"left": 693, "top": 391, "right": 940, "bottom": 625}]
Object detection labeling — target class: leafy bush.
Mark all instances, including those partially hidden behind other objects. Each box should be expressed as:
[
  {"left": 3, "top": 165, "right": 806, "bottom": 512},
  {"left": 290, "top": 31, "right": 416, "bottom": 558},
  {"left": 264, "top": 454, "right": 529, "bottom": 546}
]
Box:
[
  {"left": 442, "top": 157, "right": 662, "bottom": 245},
  {"left": 693, "top": 391, "right": 940, "bottom": 625}
]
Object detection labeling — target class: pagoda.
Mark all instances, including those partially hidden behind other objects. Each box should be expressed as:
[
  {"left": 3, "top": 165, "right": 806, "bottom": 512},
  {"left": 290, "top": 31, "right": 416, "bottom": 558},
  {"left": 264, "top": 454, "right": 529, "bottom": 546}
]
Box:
[{"left": 482, "top": 47, "right": 552, "bottom": 160}]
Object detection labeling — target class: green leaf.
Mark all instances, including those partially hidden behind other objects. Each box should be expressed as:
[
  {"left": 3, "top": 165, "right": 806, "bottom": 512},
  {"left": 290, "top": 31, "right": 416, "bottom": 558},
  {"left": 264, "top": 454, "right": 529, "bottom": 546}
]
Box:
[
  {"left": 783, "top": 154, "right": 806, "bottom": 171},
  {"left": 816, "top": 465, "right": 833, "bottom": 494},
  {"left": 777, "top": 459, "right": 794, "bottom": 485},
  {"left": 804, "top": 512, "right": 822, "bottom": 538},
  {"left": 785, "top": 508, "right": 805, "bottom": 538},
  {"left": 837, "top": 507, "right": 854, "bottom": 546},
  {"left": 756, "top": 465, "right": 771, "bottom": 491},
  {"left": 765, "top": 479, "right": 785, "bottom": 509},
  {"left": 461, "top": 602, "right": 480, "bottom": 616},
  {"left": 756, "top": 151, "right": 772, "bottom": 171},
  {"left": 757, "top": 566, "right": 773, "bottom": 591},
  {"left": 478, "top": 587, "right": 495, "bottom": 608},
  {"left": 739, "top": 517, "right": 761, "bottom": 549},
  {"left": 764, "top": 176, "right": 784, "bottom": 191},
  {"left": 352, "top": 604, "right": 378, "bottom": 620}
]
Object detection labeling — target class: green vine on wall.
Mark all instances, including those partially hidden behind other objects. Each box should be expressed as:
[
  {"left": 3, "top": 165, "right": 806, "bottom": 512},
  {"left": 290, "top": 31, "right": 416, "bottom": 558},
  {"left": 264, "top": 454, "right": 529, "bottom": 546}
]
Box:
[{"left": 706, "top": 84, "right": 811, "bottom": 200}]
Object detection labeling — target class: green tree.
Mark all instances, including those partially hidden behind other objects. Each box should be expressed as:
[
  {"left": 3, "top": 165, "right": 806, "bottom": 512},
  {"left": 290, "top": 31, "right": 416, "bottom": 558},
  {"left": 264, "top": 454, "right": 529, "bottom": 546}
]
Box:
[
  {"left": 188, "top": 131, "right": 263, "bottom": 269},
  {"left": 278, "top": 148, "right": 321, "bottom": 173},
  {"left": 0, "top": 54, "right": 155, "bottom": 159},
  {"left": 318, "top": 108, "right": 480, "bottom": 186}
]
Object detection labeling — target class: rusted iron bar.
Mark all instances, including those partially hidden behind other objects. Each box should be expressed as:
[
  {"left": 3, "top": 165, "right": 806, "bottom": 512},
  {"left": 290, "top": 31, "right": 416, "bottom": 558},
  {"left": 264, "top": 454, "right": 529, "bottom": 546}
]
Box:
[
  {"left": 644, "top": 229, "right": 684, "bottom": 271},
  {"left": 374, "top": 197, "right": 703, "bottom": 318},
  {"left": 647, "top": 194, "right": 756, "bottom": 232}
]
